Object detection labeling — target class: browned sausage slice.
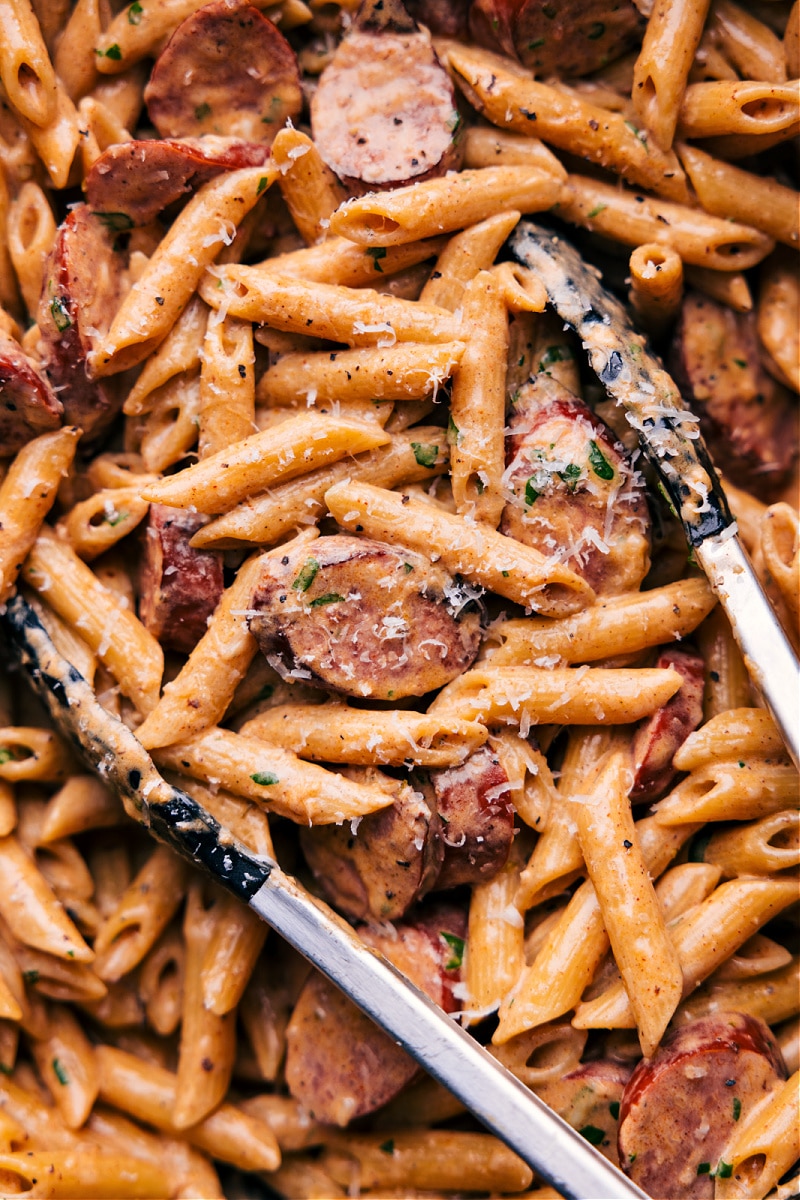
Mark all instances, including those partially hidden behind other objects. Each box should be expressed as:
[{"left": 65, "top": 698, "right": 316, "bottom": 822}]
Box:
[
  {"left": 406, "top": 0, "right": 471, "bottom": 38},
  {"left": 138, "top": 504, "right": 224, "bottom": 654},
  {"left": 37, "top": 206, "right": 128, "bottom": 443},
  {"left": 430, "top": 746, "right": 514, "bottom": 889},
  {"left": 0, "top": 334, "right": 62, "bottom": 455},
  {"left": 669, "top": 291, "right": 797, "bottom": 500},
  {"left": 469, "top": 0, "right": 644, "bottom": 76},
  {"left": 310, "top": 0, "right": 462, "bottom": 194},
  {"left": 536, "top": 1060, "right": 632, "bottom": 1167},
  {"left": 85, "top": 138, "right": 271, "bottom": 228},
  {"left": 630, "top": 647, "right": 705, "bottom": 804},
  {"left": 618, "top": 1012, "right": 787, "bottom": 1198},
  {"left": 247, "top": 535, "right": 482, "bottom": 701},
  {"left": 285, "top": 903, "right": 466, "bottom": 1123},
  {"left": 144, "top": 0, "right": 302, "bottom": 142},
  {"left": 501, "top": 374, "right": 651, "bottom": 597},
  {"left": 299, "top": 772, "right": 442, "bottom": 922}
]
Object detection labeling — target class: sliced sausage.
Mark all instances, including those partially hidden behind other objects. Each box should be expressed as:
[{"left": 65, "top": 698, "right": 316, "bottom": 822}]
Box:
[
  {"left": 144, "top": 0, "right": 302, "bottom": 143},
  {"left": 537, "top": 1060, "right": 632, "bottom": 1167},
  {"left": 85, "top": 138, "right": 271, "bottom": 228},
  {"left": 0, "top": 334, "right": 62, "bottom": 455},
  {"left": 501, "top": 374, "right": 651, "bottom": 597},
  {"left": 247, "top": 534, "right": 482, "bottom": 701},
  {"left": 618, "top": 1012, "right": 788, "bottom": 1198},
  {"left": 310, "top": 0, "right": 462, "bottom": 195},
  {"left": 468, "top": 0, "right": 644, "bottom": 76},
  {"left": 630, "top": 647, "right": 705, "bottom": 804},
  {"left": 138, "top": 504, "right": 224, "bottom": 655},
  {"left": 430, "top": 746, "right": 514, "bottom": 889},
  {"left": 285, "top": 903, "right": 465, "bottom": 1124},
  {"left": 670, "top": 291, "right": 797, "bottom": 500},
  {"left": 37, "top": 206, "right": 128, "bottom": 443},
  {"left": 299, "top": 772, "right": 443, "bottom": 922}
]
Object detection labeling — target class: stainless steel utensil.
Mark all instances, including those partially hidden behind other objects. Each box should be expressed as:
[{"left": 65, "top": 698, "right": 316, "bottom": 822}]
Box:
[
  {"left": 509, "top": 221, "right": 800, "bottom": 769},
  {"left": 4, "top": 594, "right": 649, "bottom": 1200}
]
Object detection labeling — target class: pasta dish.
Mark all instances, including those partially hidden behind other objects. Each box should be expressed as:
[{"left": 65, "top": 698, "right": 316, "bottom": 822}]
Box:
[{"left": 0, "top": 0, "right": 797, "bottom": 1195}]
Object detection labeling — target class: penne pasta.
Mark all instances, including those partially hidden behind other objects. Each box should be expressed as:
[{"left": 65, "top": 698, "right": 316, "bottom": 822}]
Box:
[
  {"left": 632, "top": 0, "right": 711, "bottom": 151},
  {"left": 715, "top": 1071, "right": 800, "bottom": 1200},
  {"left": 678, "top": 143, "right": 800, "bottom": 248}
]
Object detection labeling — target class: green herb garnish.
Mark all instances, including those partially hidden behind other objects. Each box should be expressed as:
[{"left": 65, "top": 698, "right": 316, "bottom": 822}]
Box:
[
  {"left": 251, "top": 772, "right": 279, "bottom": 786},
  {"left": 292, "top": 558, "right": 319, "bottom": 592},
  {"left": 50, "top": 296, "right": 71, "bottom": 332},
  {"left": 440, "top": 931, "right": 465, "bottom": 970},
  {"left": 411, "top": 442, "right": 439, "bottom": 468},
  {"left": 309, "top": 593, "right": 345, "bottom": 607},
  {"left": 588, "top": 440, "right": 614, "bottom": 480}
]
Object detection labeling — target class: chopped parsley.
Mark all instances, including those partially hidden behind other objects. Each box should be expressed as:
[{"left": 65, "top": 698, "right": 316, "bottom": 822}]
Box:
[
  {"left": 366, "top": 246, "right": 387, "bottom": 272},
  {"left": 410, "top": 442, "right": 439, "bottom": 468},
  {"left": 251, "top": 772, "right": 279, "bottom": 787},
  {"left": 379, "top": 1139, "right": 395, "bottom": 1155},
  {"left": 732, "top": 1097, "right": 741, "bottom": 1121},
  {"left": 579, "top": 1125, "right": 605, "bottom": 1146},
  {"left": 256, "top": 176, "right": 269, "bottom": 196},
  {"left": 403, "top": 562, "right": 414, "bottom": 573},
  {"left": 104, "top": 509, "right": 129, "bottom": 527},
  {"left": 292, "top": 558, "right": 319, "bottom": 592},
  {"left": 587, "top": 203, "right": 607, "bottom": 218},
  {"left": 52, "top": 1058, "right": 69, "bottom": 1086},
  {"left": 716, "top": 1161, "right": 733, "bottom": 1179},
  {"left": 688, "top": 830, "right": 712, "bottom": 862},
  {"left": 588, "top": 440, "right": 614, "bottom": 480},
  {"left": 697, "top": 1163, "right": 711, "bottom": 1175},
  {"left": 539, "top": 344, "right": 573, "bottom": 369},
  {"left": 194, "top": 102, "right": 212, "bottom": 121},
  {"left": 733, "top": 357, "right": 747, "bottom": 368},
  {"left": 92, "top": 211, "right": 134, "bottom": 232},
  {"left": 439, "top": 931, "right": 465, "bottom": 971},
  {"left": 97, "top": 43, "right": 122, "bottom": 59},
  {"left": 23, "top": 968, "right": 39, "bottom": 984},
  {"left": 524, "top": 477, "right": 540, "bottom": 507},
  {"left": 0, "top": 748, "right": 13, "bottom": 764},
  {"left": 560, "top": 462, "right": 582, "bottom": 490},
  {"left": 609, "top": 1101, "right": 620, "bottom": 1120},
  {"left": 624, "top": 119, "right": 649, "bottom": 152},
  {"left": 128, "top": 0, "right": 143, "bottom": 22},
  {"left": 446, "top": 111, "right": 461, "bottom": 134},
  {"left": 309, "top": 592, "right": 345, "bottom": 606},
  {"left": 587, "top": 21, "right": 605, "bottom": 39},
  {"left": 49, "top": 296, "right": 71, "bottom": 332},
  {"left": 447, "top": 415, "right": 461, "bottom": 445},
  {"left": 528, "top": 37, "right": 545, "bottom": 49}
]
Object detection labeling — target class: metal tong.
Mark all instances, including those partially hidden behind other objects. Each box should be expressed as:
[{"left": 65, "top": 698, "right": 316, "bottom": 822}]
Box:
[
  {"left": 509, "top": 222, "right": 800, "bottom": 770},
  {"left": 3, "top": 594, "right": 648, "bottom": 1200}
]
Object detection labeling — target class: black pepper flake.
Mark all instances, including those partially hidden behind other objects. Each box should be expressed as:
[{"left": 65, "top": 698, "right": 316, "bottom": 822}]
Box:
[
  {"left": 281, "top": 556, "right": 289, "bottom": 564},
  {"left": 155, "top": 296, "right": 164, "bottom": 305},
  {"left": 237, "top": 364, "right": 246, "bottom": 378},
  {"left": 201, "top": 1057, "right": 214, "bottom": 1072},
  {"left": 589, "top": 119, "right": 599, "bottom": 131},
  {"left": 623, "top": 839, "right": 632, "bottom": 849}
]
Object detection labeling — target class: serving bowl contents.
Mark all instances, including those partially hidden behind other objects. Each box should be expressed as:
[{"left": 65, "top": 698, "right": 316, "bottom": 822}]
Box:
[{"left": 0, "top": 0, "right": 797, "bottom": 1196}]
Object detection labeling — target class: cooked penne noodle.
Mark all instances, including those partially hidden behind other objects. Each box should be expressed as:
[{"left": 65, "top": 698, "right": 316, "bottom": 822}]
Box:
[
  {"left": 491, "top": 1021, "right": 587, "bottom": 1088},
  {"left": 259, "top": 340, "right": 464, "bottom": 407},
  {"left": 787, "top": 1, "right": 800, "bottom": 76},
  {"left": 30, "top": 1003, "right": 98, "bottom": 1129},
  {"left": 431, "top": 665, "right": 683, "bottom": 727},
  {"left": 715, "top": 1071, "right": 800, "bottom": 1200},
  {"left": 325, "top": 479, "right": 594, "bottom": 614},
  {"left": 490, "top": 730, "right": 556, "bottom": 833},
  {"left": 703, "top": 810, "right": 800, "bottom": 877},
  {"left": 419, "top": 210, "right": 522, "bottom": 311},
  {"left": 0, "top": 835, "right": 91, "bottom": 962},
  {"left": 758, "top": 258, "right": 800, "bottom": 388},
  {"left": 0, "top": 1146, "right": 171, "bottom": 1197},
  {"left": 53, "top": 0, "right": 104, "bottom": 103},
  {"left": 696, "top": 604, "right": 752, "bottom": 717},
  {"left": 678, "top": 79, "right": 799, "bottom": 139},
  {"left": 200, "top": 890, "right": 267, "bottom": 1018},
  {"left": 0, "top": 0, "right": 58, "bottom": 127},
  {"left": 199, "top": 313, "right": 256, "bottom": 458},
  {"left": 329, "top": 167, "right": 561, "bottom": 247},
  {"left": 488, "top": 578, "right": 716, "bottom": 665},
  {"left": 137, "top": 925, "right": 184, "bottom": 1038},
  {"left": 708, "top": 0, "right": 788, "bottom": 82},
  {"left": 163, "top": 775, "right": 274, "bottom": 859},
  {"left": 57, "top": 486, "right": 150, "bottom": 561},
  {"left": 0, "top": 783, "right": 15, "bottom": 841},
  {"left": 6, "top": 180, "right": 56, "bottom": 315},
  {"left": 93, "top": 0, "right": 276, "bottom": 70},
  {"left": 95, "top": 167, "right": 277, "bottom": 375},
  {"left": 271, "top": 126, "right": 346, "bottom": 246},
  {"left": 19, "top": 79, "right": 81, "bottom": 190},
  {"left": 653, "top": 758, "right": 799, "bottom": 824},
  {"left": 448, "top": 270, "right": 508, "bottom": 525},
  {"left": 256, "top": 234, "right": 449, "bottom": 287},
  {"left": 628, "top": 242, "right": 684, "bottom": 336},
  {"left": 153, "top": 726, "right": 400, "bottom": 824},
  {"left": 574, "top": 876, "right": 799, "bottom": 1029},
  {"left": 136, "top": 370, "right": 202, "bottom": 474},
  {"left": 683, "top": 263, "right": 753, "bottom": 311},
  {"left": 140, "top": 413, "right": 389, "bottom": 513},
  {"left": 92, "top": 845, "right": 190, "bottom": 982},
  {"left": 674, "top": 707, "right": 788, "bottom": 772},
  {"left": 462, "top": 127, "right": 567, "bottom": 179},
  {"left": 85, "top": 1108, "right": 224, "bottom": 1200},
  {"left": 22, "top": 527, "right": 164, "bottom": 714},
  {"left": 241, "top": 704, "right": 488, "bottom": 767},
  {"left": 559, "top": 174, "right": 775, "bottom": 270},
  {"left": 0, "top": 175, "right": 22, "bottom": 319},
  {"left": 173, "top": 882, "right": 236, "bottom": 1129},
  {"left": 565, "top": 737, "right": 682, "bottom": 1056},
  {"left": 654, "top": 861, "right": 723, "bottom": 921},
  {"left": 201, "top": 266, "right": 461, "bottom": 345},
  {"left": 759, "top": 502, "right": 800, "bottom": 631},
  {"left": 676, "top": 956, "right": 799, "bottom": 1027},
  {"left": 632, "top": 0, "right": 711, "bottom": 151},
  {"left": 189, "top": 429, "right": 451, "bottom": 550},
  {"left": 0, "top": 427, "right": 79, "bottom": 605},
  {"left": 447, "top": 50, "right": 690, "bottom": 203},
  {"left": 465, "top": 856, "right": 525, "bottom": 1017},
  {"left": 320, "top": 1130, "right": 532, "bottom": 1193},
  {"left": 678, "top": 143, "right": 799, "bottom": 247},
  {"left": 123, "top": 294, "right": 208, "bottom": 416},
  {"left": 94, "top": 1045, "right": 281, "bottom": 1171}
]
